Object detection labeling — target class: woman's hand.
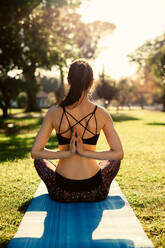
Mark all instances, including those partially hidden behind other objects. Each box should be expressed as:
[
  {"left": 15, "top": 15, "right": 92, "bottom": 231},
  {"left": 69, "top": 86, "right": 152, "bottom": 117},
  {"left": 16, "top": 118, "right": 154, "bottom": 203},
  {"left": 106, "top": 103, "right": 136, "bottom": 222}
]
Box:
[
  {"left": 69, "top": 127, "right": 84, "bottom": 156},
  {"left": 76, "top": 129, "right": 84, "bottom": 156},
  {"left": 69, "top": 128, "right": 77, "bottom": 155}
]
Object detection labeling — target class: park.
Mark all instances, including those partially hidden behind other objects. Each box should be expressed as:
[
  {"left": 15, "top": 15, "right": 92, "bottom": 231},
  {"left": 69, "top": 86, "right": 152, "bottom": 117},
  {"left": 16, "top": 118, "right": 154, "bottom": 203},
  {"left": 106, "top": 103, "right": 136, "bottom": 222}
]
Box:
[
  {"left": 0, "top": 108, "right": 164, "bottom": 247},
  {"left": 0, "top": 0, "right": 165, "bottom": 247}
]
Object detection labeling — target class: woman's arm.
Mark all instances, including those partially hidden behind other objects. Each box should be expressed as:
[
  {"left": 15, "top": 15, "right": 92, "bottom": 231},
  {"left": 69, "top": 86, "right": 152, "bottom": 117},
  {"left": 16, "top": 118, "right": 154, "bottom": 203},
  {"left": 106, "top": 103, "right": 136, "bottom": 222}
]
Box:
[
  {"left": 77, "top": 110, "right": 124, "bottom": 160},
  {"left": 79, "top": 148, "right": 123, "bottom": 161},
  {"left": 31, "top": 107, "right": 76, "bottom": 159},
  {"left": 31, "top": 148, "right": 72, "bottom": 160}
]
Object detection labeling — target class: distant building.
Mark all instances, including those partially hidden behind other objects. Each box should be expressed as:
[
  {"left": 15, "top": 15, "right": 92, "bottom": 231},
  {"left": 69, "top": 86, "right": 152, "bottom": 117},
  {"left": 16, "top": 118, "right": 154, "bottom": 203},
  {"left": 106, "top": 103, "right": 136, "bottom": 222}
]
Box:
[{"left": 36, "top": 91, "right": 49, "bottom": 108}]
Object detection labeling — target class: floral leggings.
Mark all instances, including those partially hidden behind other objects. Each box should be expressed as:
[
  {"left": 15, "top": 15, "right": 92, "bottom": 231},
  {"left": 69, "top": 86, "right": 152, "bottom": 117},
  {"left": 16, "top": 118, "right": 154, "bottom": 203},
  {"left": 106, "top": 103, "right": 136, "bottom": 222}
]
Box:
[{"left": 34, "top": 159, "right": 121, "bottom": 202}]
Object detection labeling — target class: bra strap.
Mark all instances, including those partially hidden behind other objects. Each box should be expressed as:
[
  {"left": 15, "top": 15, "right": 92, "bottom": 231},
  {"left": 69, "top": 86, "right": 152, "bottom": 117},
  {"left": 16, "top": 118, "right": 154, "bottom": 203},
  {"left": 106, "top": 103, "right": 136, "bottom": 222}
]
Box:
[
  {"left": 94, "top": 112, "right": 97, "bottom": 134},
  {"left": 59, "top": 105, "right": 98, "bottom": 136},
  {"left": 63, "top": 107, "right": 73, "bottom": 131},
  {"left": 94, "top": 105, "right": 97, "bottom": 133},
  {"left": 63, "top": 110, "right": 96, "bottom": 135},
  {"left": 58, "top": 108, "right": 65, "bottom": 133},
  {"left": 93, "top": 105, "right": 97, "bottom": 114},
  {"left": 82, "top": 106, "right": 97, "bottom": 138}
]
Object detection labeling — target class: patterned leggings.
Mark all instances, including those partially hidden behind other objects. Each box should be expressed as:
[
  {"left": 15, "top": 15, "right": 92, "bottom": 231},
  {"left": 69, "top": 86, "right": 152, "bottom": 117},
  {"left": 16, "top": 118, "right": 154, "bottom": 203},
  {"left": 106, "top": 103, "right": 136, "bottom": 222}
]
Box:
[{"left": 34, "top": 159, "right": 121, "bottom": 202}]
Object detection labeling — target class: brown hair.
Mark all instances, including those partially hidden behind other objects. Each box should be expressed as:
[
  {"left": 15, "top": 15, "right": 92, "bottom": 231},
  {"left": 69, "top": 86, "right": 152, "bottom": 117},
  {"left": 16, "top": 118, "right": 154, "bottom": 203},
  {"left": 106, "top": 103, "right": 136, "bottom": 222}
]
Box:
[{"left": 59, "top": 58, "right": 93, "bottom": 107}]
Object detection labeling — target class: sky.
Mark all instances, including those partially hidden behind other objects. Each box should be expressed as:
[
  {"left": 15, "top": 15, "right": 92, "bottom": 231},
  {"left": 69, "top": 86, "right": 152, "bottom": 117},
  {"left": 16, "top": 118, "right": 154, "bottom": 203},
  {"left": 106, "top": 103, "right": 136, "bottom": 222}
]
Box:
[{"left": 78, "top": 0, "right": 165, "bottom": 80}]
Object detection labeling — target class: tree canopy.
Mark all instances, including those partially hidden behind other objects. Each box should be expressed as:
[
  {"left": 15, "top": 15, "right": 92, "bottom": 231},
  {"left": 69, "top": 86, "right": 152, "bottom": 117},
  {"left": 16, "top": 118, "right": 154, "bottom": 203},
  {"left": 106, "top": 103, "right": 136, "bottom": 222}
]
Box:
[
  {"left": 0, "top": 0, "right": 116, "bottom": 117},
  {"left": 128, "top": 33, "right": 165, "bottom": 111}
]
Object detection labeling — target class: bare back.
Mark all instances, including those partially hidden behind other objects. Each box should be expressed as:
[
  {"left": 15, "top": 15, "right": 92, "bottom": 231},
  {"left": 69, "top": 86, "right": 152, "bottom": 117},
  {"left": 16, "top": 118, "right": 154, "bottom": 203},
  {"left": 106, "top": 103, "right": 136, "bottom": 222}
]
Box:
[
  {"left": 32, "top": 98, "right": 123, "bottom": 180},
  {"left": 51, "top": 101, "right": 104, "bottom": 179}
]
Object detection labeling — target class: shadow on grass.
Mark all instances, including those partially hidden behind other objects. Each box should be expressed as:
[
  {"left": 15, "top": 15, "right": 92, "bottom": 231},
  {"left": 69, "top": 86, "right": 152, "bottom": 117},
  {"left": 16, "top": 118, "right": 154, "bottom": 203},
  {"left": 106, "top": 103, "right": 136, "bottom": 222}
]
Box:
[
  {"left": 146, "top": 122, "right": 165, "bottom": 126},
  {"left": 0, "top": 116, "right": 58, "bottom": 162},
  {"left": 0, "top": 134, "right": 58, "bottom": 162},
  {"left": 111, "top": 113, "right": 140, "bottom": 122},
  {"left": 0, "top": 117, "right": 43, "bottom": 134}
]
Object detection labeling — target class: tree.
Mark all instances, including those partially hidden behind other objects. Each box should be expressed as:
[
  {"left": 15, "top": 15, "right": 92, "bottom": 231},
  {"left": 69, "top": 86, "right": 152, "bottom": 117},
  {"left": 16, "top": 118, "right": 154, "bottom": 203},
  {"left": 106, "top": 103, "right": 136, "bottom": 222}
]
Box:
[
  {"left": 0, "top": 76, "right": 25, "bottom": 118},
  {"left": 0, "top": 0, "right": 116, "bottom": 116},
  {"left": 73, "top": 19, "right": 116, "bottom": 59},
  {"left": 147, "top": 47, "right": 165, "bottom": 111},
  {"left": 46, "top": 10, "right": 116, "bottom": 102},
  {"left": 0, "top": 0, "right": 82, "bottom": 115},
  {"left": 115, "top": 78, "right": 136, "bottom": 110},
  {"left": 135, "top": 65, "right": 161, "bottom": 108},
  {"left": 93, "top": 67, "right": 118, "bottom": 108},
  {"left": 38, "top": 76, "right": 59, "bottom": 93},
  {"left": 128, "top": 32, "right": 165, "bottom": 111}
]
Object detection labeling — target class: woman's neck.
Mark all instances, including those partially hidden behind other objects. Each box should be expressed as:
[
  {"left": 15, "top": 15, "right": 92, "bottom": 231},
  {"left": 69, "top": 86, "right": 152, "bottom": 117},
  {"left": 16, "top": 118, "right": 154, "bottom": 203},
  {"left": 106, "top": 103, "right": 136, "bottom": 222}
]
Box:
[{"left": 67, "top": 92, "right": 89, "bottom": 109}]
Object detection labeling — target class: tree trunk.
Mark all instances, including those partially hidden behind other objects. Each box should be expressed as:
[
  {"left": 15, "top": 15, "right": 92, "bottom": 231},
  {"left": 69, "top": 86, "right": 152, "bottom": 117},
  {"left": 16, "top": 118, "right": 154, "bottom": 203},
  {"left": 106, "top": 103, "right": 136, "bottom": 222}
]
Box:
[
  {"left": 25, "top": 86, "right": 41, "bottom": 112},
  {"left": 0, "top": 88, "right": 10, "bottom": 118},
  {"left": 1, "top": 105, "right": 8, "bottom": 118},
  {"left": 23, "top": 65, "right": 41, "bottom": 112},
  {"left": 55, "top": 66, "right": 65, "bottom": 103}
]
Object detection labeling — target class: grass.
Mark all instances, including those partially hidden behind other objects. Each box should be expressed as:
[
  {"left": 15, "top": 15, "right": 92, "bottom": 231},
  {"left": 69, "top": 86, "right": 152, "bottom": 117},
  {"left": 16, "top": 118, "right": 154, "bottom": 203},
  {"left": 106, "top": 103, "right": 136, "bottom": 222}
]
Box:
[{"left": 0, "top": 108, "right": 165, "bottom": 247}]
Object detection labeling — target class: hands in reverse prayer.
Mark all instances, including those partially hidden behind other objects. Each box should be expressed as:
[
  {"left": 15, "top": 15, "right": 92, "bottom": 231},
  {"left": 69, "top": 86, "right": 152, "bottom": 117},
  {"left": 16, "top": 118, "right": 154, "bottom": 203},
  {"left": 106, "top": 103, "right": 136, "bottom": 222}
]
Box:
[{"left": 70, "top": 127, "right": 84, "bottom": 156}]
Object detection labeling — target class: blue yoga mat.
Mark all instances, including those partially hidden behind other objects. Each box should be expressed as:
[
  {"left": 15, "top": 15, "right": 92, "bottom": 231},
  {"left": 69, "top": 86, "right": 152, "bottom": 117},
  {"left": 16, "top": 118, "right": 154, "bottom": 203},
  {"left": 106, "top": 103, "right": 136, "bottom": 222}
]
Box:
[{"left": 8, "top": 180, "right": 154, "bottom": 248}]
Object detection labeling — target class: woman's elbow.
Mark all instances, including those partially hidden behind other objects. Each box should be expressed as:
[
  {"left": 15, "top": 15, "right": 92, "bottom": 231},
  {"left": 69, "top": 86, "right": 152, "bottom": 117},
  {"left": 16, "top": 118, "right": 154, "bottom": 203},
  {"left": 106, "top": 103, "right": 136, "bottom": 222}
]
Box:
[
  {"left": 31, "top": 149, "right": 38, "bottom": 159},
  {"left": 119, "top": 150, "right": 124, "bottom": 160}
]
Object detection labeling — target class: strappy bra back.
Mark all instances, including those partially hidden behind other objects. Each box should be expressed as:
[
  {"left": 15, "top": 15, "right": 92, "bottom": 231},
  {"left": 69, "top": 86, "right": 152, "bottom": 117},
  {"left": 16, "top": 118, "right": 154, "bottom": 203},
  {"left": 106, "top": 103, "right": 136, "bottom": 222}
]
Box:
[{"left": 56, "top": 105, "right": 100, "bottom": 145}]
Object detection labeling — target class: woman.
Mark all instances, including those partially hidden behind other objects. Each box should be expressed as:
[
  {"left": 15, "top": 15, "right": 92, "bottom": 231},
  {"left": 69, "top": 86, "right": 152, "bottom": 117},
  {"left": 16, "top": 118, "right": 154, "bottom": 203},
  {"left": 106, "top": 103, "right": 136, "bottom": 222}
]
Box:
[{"left": 31, "top": 58, "right": 124, "bottom": 202}]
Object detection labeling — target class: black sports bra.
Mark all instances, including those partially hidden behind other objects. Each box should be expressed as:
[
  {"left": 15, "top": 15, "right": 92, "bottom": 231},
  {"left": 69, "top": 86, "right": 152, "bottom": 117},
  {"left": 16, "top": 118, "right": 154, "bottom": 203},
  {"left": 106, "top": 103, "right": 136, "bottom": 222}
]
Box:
[{"left": 56, "top": 105, "right": 100, "bottom": 145}]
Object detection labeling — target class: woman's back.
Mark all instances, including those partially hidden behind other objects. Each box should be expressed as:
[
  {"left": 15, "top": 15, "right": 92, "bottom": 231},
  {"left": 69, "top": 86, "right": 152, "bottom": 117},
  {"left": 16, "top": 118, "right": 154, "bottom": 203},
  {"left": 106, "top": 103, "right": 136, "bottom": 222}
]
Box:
[{"left": 51, "top": 100, "right": 105, "bottom": 179}]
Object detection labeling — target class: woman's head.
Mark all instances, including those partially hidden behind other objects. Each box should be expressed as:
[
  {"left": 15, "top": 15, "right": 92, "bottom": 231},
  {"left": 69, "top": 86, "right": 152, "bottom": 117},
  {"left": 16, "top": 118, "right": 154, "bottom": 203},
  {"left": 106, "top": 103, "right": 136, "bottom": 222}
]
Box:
[{"left": 59, "top": 58, "right": 94, "bottom": 107}]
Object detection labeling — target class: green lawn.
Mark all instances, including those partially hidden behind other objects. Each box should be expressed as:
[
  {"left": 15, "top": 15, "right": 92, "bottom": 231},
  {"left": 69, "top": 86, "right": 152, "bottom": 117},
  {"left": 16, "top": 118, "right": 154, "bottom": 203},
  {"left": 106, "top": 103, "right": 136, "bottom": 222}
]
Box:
[{"left": 0, "top": 108, "right": 165, "bottom": 248}]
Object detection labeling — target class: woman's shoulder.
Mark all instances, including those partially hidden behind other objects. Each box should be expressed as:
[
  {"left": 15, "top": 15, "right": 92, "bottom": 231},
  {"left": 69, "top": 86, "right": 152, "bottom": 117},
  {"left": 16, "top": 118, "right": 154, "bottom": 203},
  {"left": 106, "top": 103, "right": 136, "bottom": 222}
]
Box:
[
  {"left": 47, "top": 104, "right": 63, "bottom": 113},
  {"left": 44, "top": 104, "right": 63, "bottom": 119},
  {"left": 96, "top": 104, "right": 112, "bottom": 119}
]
